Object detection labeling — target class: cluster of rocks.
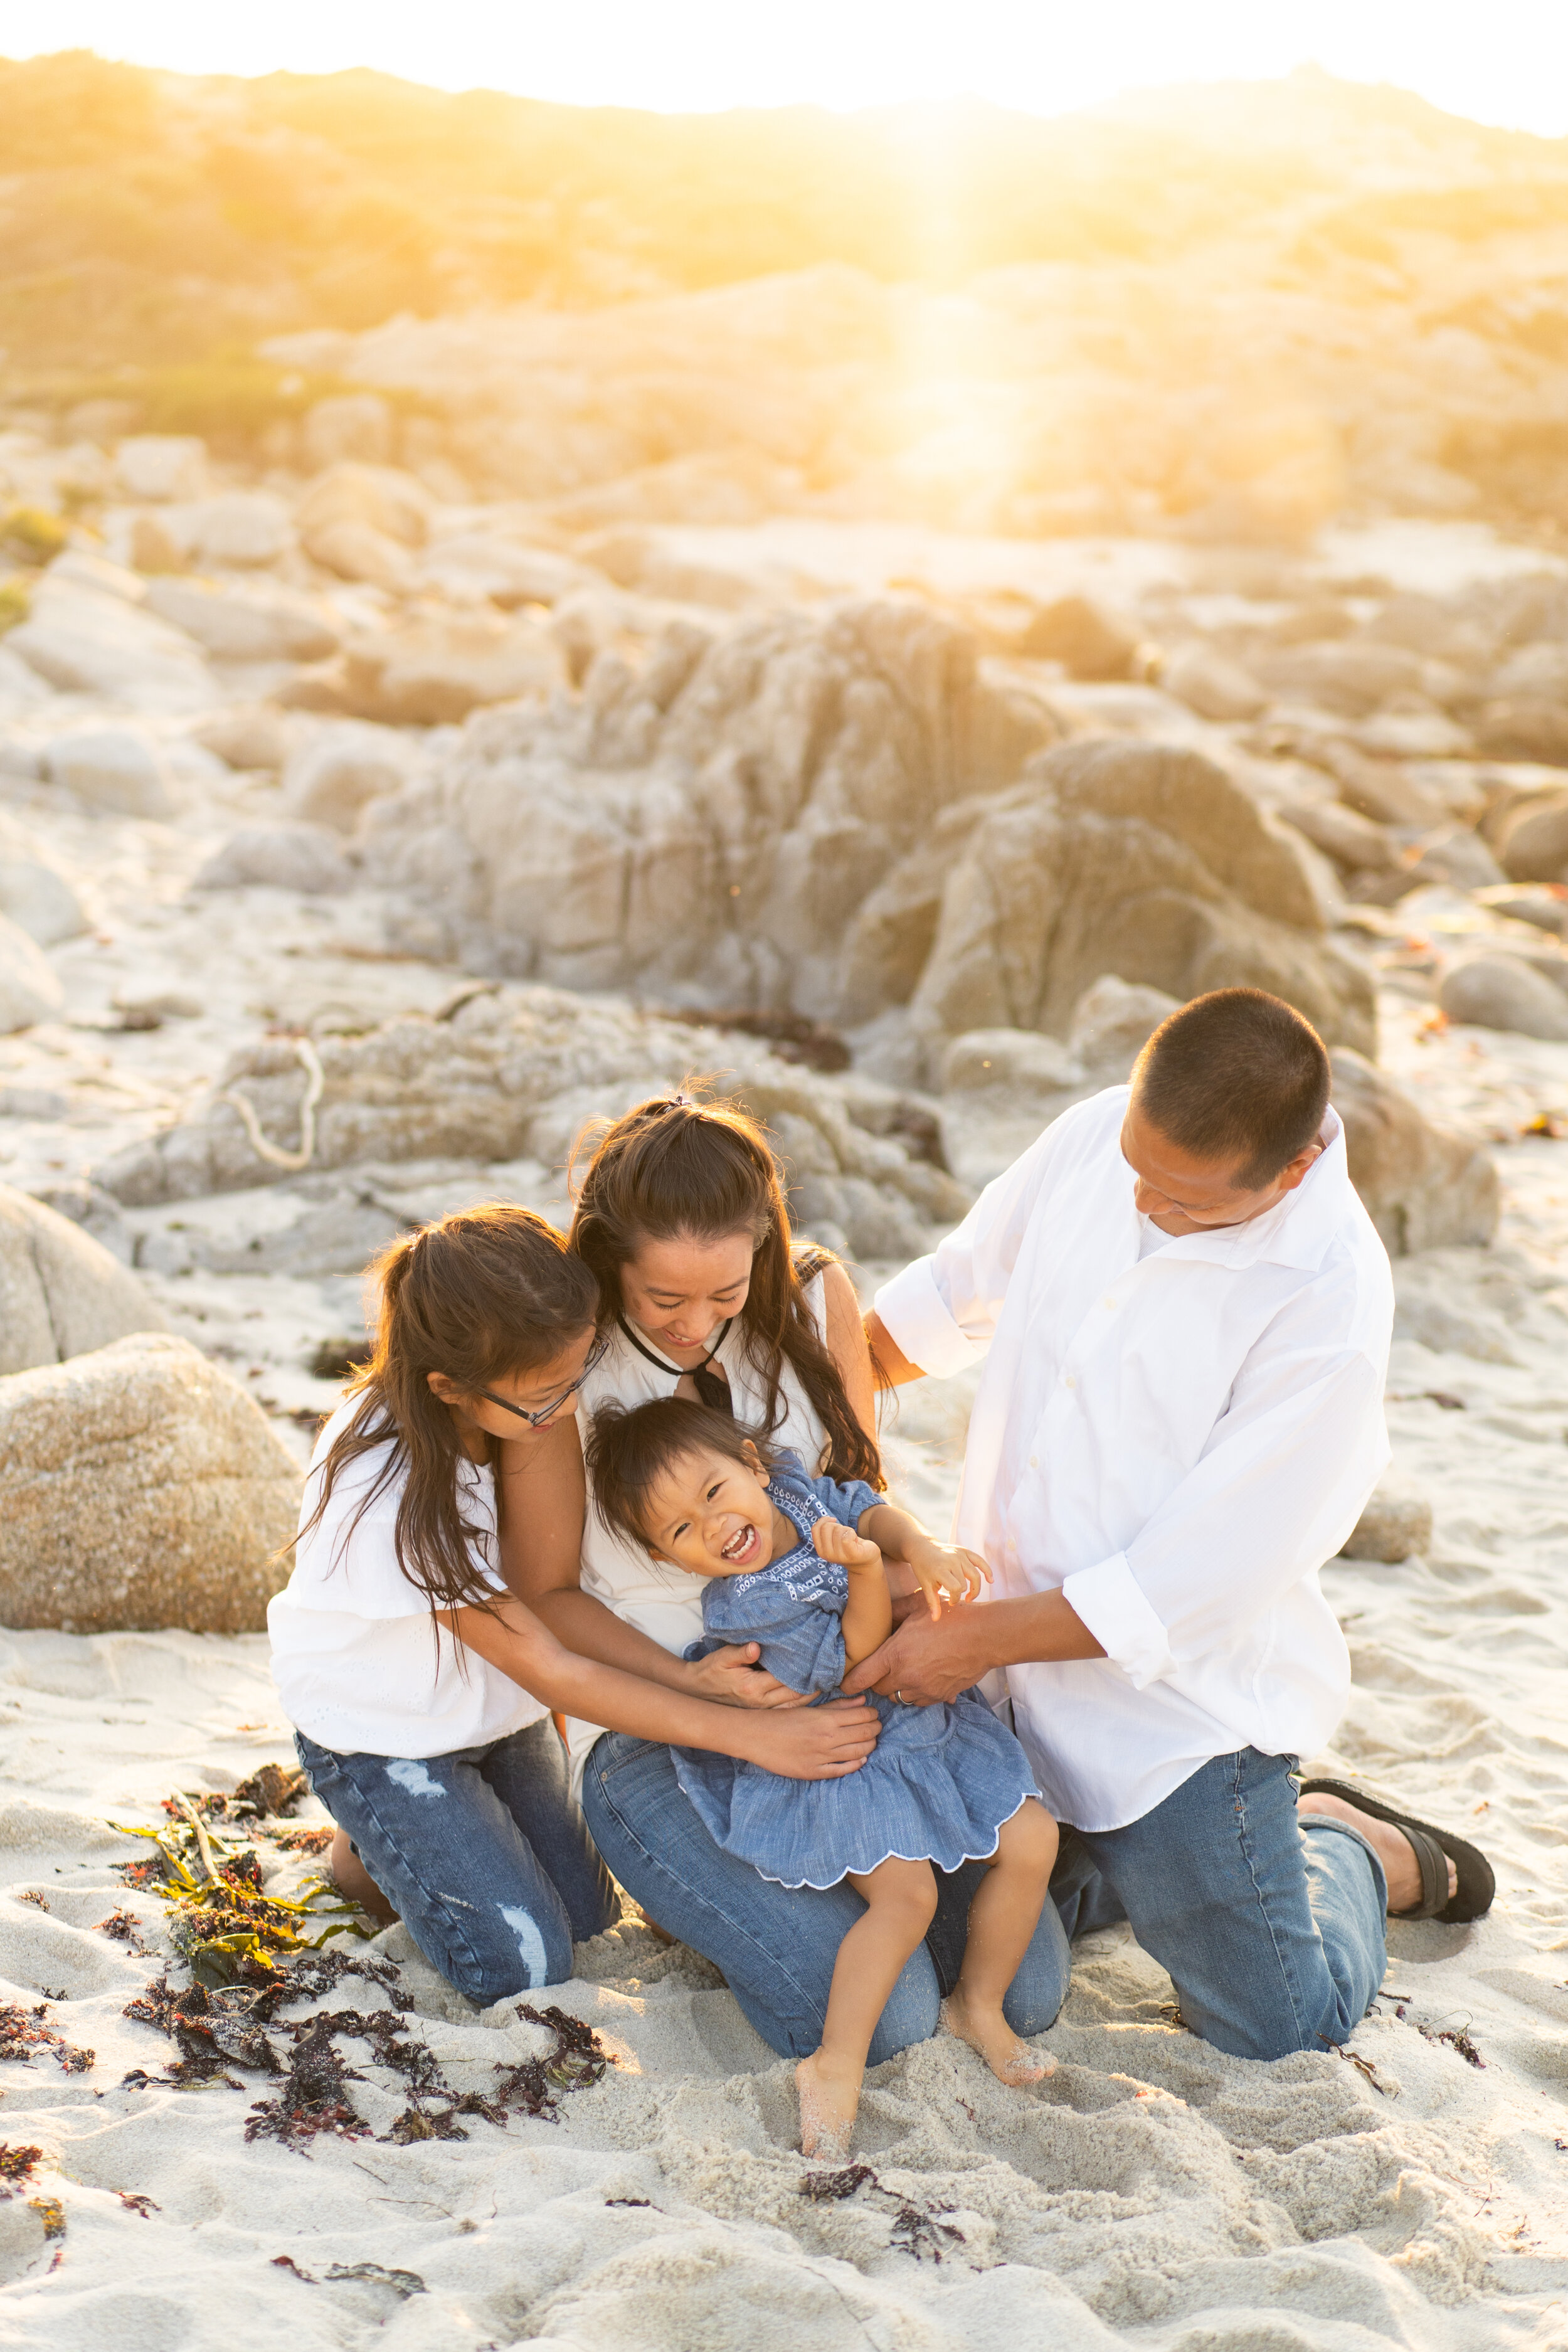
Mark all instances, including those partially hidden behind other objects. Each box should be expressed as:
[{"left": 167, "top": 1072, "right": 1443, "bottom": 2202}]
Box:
[
  {"left": 6, "top": 391, "right": 1566, "bottom": 1630},
  {"left": 93, "top": 983, "right": 970, "bottom": 1270}
]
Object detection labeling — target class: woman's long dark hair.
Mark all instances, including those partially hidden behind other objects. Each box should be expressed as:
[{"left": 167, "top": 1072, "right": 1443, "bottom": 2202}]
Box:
[
  {"left": 294, "top": 1202, "right": 600, "bottom": 1625},
  {"left": 568, "top": 1091, "right": 882, "bottom": 1488}
]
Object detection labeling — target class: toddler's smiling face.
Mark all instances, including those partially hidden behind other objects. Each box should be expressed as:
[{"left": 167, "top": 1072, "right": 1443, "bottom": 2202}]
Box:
[{"left": 640, "top": 1441, "right": 796, "bottom": 1578}]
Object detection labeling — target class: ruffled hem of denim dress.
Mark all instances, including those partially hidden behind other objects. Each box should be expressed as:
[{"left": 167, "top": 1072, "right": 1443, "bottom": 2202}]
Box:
[{"left": 669, "top": 1454, "right": 1039, "bottom": 1891}]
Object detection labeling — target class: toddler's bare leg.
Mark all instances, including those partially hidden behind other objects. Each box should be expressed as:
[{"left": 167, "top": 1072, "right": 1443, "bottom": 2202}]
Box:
[
  {"left": 941, "top": 1799, "right": 1058, "bottom": 2085},
  {"left": 797, "top": 1858, "right": 938, "bottom": 2160}
]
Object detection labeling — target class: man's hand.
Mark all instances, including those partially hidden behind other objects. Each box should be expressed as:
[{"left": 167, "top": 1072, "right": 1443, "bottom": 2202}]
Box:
[
  {"left": 844, "top": 1591, "right": 1106, "bottom": 1703},
  {"left": 843, "top": 1608, "right": 993, "bottom": 1706},
  {"left": 684, "top": 1643, "right": 808, "bottom": 1709},
  {"left": 743, "top": 1697, "right": 881, "bottom": 1779}
]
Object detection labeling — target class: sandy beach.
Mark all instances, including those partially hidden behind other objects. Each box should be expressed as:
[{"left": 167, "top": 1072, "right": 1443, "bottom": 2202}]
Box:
[
  {"left": 2, "top": 972, "right": 1567, "bottom": 2347},
  {"left": 5, "top": 53, "right": 1568, "bottom": 2330}
]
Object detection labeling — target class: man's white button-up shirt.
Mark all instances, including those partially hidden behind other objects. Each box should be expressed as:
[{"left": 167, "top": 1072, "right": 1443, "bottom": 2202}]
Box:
[{"left": 874, "top": 1086, "right": 1394, "bottom": 1833}]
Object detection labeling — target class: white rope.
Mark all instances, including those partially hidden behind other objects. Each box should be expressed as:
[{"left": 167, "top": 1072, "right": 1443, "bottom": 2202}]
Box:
[{"left": 218, "top": 1036, "right": 325, "bottom": 1173}]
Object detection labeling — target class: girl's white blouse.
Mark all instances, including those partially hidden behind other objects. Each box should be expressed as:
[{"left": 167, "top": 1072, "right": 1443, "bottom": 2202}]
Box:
[
  {"left": 563, "top": 1267, "right": 830, "bottom": 1794},
  {"left": 268, "top": 1402, "right": 547, "bottom": 1759}
]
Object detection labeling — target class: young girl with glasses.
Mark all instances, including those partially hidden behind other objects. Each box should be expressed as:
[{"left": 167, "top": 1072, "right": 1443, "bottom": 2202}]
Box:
[{"left": 268, "top": 1203, "right": 881, "bottom": 2006}]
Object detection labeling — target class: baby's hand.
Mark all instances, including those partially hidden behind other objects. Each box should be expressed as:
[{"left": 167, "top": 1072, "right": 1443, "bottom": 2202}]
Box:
[
  {"left": 909, "top": 1542, "right": 990, "bottom": 1622},
  {"left": 813, "top": 1517, "right": 883, "bottom": 1574}
]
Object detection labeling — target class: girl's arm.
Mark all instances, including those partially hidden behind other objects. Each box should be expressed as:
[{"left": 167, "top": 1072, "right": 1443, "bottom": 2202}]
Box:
[
  {"left": 444, "top": 1597, "right": 880, "bottom": 1779},
  {"left": 822, "top": 1258, "right": 879, "bottom": 1448},
  {"left": 495, "top": 1413, "right": 810, "bottom": 1712},
  {"left": 857, "top": 1499, "right": 990, "bottom": 1623},
  {"left": 812, "top": 1519, "right": 894, "bottom": 1671}
]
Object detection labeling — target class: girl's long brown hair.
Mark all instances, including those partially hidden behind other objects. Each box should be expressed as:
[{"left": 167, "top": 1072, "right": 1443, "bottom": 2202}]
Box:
[
  {"left": 295, "top": 1203, "right": 599, "bottom": 1625},
  {"left": 569, "top": 1091, "right": 882, "bottom": 1488}
]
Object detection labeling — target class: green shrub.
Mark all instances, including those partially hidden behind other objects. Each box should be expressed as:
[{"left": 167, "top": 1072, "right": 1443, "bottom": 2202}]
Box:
[{"left": 0, "top": 579, "right": 32, "bottom": 635}]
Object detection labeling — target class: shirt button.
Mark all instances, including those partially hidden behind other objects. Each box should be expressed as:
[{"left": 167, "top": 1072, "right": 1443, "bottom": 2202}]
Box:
[
  {"left": 1063, "top": 1374, "right": 1076, "bottom": 1389},
  {"left": 1103, "top": 1296, "right": 1118, "bottom": 1310},
  {"left": 1029, "top": 1454, "right": 1039, "bottom": 1469}
]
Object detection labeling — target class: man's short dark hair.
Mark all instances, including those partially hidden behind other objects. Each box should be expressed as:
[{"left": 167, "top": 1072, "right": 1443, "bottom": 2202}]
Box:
[{"left": 1131, "top": 989, "right": 1331, "bottom": 1189}]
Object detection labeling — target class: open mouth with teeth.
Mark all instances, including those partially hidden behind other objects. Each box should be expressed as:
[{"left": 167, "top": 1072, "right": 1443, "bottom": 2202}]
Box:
[{"left": 718, "top": 1520, "right": 763, "bottom": 1568}]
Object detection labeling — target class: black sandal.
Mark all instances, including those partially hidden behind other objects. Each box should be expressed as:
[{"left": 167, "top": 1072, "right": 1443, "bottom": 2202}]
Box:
[{"left": 1296, "top": 1777, "right": 1495, "bottom": 1924}]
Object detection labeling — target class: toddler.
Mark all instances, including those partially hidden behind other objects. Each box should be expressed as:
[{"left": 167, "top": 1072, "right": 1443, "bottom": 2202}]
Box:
[{"left": 586, "top": 1397, "right": 1059, "bottom": 2158}]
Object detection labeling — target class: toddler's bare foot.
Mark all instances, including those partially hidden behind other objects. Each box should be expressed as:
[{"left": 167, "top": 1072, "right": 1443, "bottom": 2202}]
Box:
[
  {"left": 940, "top": 1991, "right": 1054, "bottom": 2086},
  {"left": 797, "top": 2049, "right": 861, "bottom": 2161}
]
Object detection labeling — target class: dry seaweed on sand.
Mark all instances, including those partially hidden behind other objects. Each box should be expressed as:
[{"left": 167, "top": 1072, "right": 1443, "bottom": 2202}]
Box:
[
  {"left": 111, "top": 1793, "right": 612, "bottom": 2151},
  {"left": 1417, "top": 2018, "right": 1488, "bottom": 2069},
  {"left": 107, "top": 1796, "right": 369, "bottom": 1991},
  {"left": 799, "top": 2163, "right": 967, "bottom": 2263},
  {"left": 245, "top": 2015, "right": 373, "bottom": 2151},
  {"left": 159, "top": 1765, "right": 308, "bottom": 1826},
  {"left": 0, "top": 2001, "right": 94, "bottom": 2075},
  {"left": 0, "top": 2144, "right": 42, "bottom": 2191},
  {"left": 270, "top": 2255, "right": 426, "bottom": 2297},
  {"left": 94, "top": 1907, "right": 154, "bottom": 1955}
]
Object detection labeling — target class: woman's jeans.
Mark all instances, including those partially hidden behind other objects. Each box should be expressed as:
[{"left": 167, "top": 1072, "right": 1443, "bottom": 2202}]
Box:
[
  {"left": 583, "top": 1736, "right": 1387, "bottom": 2066},
  {"left": 581, "top": 1733, "right": 1070, "bottom": 2064},
  {"left": 296, "top": 1720, "right": 619, "bottom": 2005},
  {"left": 1051, "top": 1745, "right": 1389, "bottom": 2062}
]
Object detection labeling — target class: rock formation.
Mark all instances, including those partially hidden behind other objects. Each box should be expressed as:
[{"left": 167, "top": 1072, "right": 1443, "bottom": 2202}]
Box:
[
  {"left": 0, "top": 1333, "right": 300, "bottom": 1633},
  {"left": 0, "top": 1184, "right": 167, "bottom": 1374}
]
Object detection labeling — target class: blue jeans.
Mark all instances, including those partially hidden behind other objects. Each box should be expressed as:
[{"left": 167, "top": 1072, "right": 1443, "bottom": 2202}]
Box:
[
  {"left": 295, "top": 1720, "right": 619, "bottom": 2005},
  {"left": 1051, "top": 1747, "right": 1389, "bottom": 2061},
  {"left": 581, "top": 1733, "right": 1071, "bottom": 2063}
]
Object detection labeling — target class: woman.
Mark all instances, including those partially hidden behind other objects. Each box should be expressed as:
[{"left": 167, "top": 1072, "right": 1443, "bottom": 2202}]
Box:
[
  {"left": 268, "top": 1202, "right": 878, "bottom": 2007},
  {"left": 502, "top": 1092, "right": 1071, "bottom": 2063}
]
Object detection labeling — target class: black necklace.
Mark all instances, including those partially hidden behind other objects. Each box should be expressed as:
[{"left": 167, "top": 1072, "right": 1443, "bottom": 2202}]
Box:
[{"left": 617, "top": 1315, "right": 735, "bottom": 1416}]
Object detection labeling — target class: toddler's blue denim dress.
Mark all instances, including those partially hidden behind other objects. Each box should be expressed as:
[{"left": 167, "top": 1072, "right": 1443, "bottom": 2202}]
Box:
[{"left": 672, "top": 1454, "right": 1039, "bottom": 1890}]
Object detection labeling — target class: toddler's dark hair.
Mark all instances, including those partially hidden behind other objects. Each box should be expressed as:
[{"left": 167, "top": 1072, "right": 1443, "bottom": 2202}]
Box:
[{"left": 586, "top": 1397, "right": 781, "bottom": 1554}]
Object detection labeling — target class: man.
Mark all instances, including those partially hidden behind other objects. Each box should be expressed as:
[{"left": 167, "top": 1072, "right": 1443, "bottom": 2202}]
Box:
[{"left": 851, "top": 988, "right": 1493, "bottom": 2061}]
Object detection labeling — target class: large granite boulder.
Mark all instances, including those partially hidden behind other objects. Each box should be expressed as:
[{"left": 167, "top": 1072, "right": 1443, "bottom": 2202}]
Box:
[
  {"left": 0, "top": 916, "right": 65, "bottom": 1032},
  {"left": 293, "top": 609, "right": 564, "bottom": 726},
  {"left": 1438, "top": 953, "right": 1568, "bottom": 1041},
  {"left": 1328, "top": 1049, "right": 1499, "bottom": 1254},
  {"left": 909, "top": 742, "right": 1374, "bottom": 1053},
  {"left": 0, "top": 1333, "right": 300, "bottom": 1633},
  {"left": 0, "top": 817, "right": 88, "bottom": 946},
  {"left": 1496, "top": 791, "right": 1568, "bottom": 882},
  {"left": 8, "top": 578, "right": 214, "bottom": 711},
  {"left": 367, "top": 596, "right": 1055, "bottom": 1017},
  {"left": 144, "top": 576, "right": 339, "bottom": 663},
  {"left": 0, "top": 1185, "right": 167, "bottom": 1375},
  {"left": 91, "top": 986, "right": 968, "bottom": 1264}
]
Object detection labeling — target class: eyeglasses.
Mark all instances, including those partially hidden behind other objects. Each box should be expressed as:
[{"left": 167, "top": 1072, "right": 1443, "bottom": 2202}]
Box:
[{"left": 477, "top": 1332, "right": 610, "bottom": 1429}]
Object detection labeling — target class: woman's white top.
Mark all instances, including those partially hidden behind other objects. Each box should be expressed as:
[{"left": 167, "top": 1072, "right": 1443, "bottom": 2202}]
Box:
[
  {"left": 563, "top": 1266, "right": 831, "bottom": 1796},
  {"left": 875, "top": 1087, "right": 1394, "bottom": 1835},
  {"left": 269, "top": 1402, "right": 548, "bottom": 1759}
]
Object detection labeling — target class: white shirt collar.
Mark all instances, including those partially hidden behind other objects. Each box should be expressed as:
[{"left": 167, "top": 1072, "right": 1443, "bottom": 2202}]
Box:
[{"left": 1127, "top": 1105, "right": 1350, "bottom": 1276}]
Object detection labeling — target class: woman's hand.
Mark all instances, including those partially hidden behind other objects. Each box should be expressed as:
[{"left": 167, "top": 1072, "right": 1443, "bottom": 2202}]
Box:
[
  {"left": 741, "top": 1697, "right": 881, "bottom": 1779},
  {"left": 684, "top": 1643, "right": 810, "bottom": 1710},
  {"left": 906, "top": 1538, "right": 990, "bottom": 1623}
]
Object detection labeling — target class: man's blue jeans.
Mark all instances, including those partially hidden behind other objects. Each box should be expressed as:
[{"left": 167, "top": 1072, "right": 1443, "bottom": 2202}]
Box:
[
  {"left": 1052, "top": 1745, "right": 1389, "bottom": 2061},
  {"left": 583, "top": 1736, "right": 1386, "bottom": 2065},
  {"left": 296, "top": 1720, "right": 619, "bottom": 2005}
]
